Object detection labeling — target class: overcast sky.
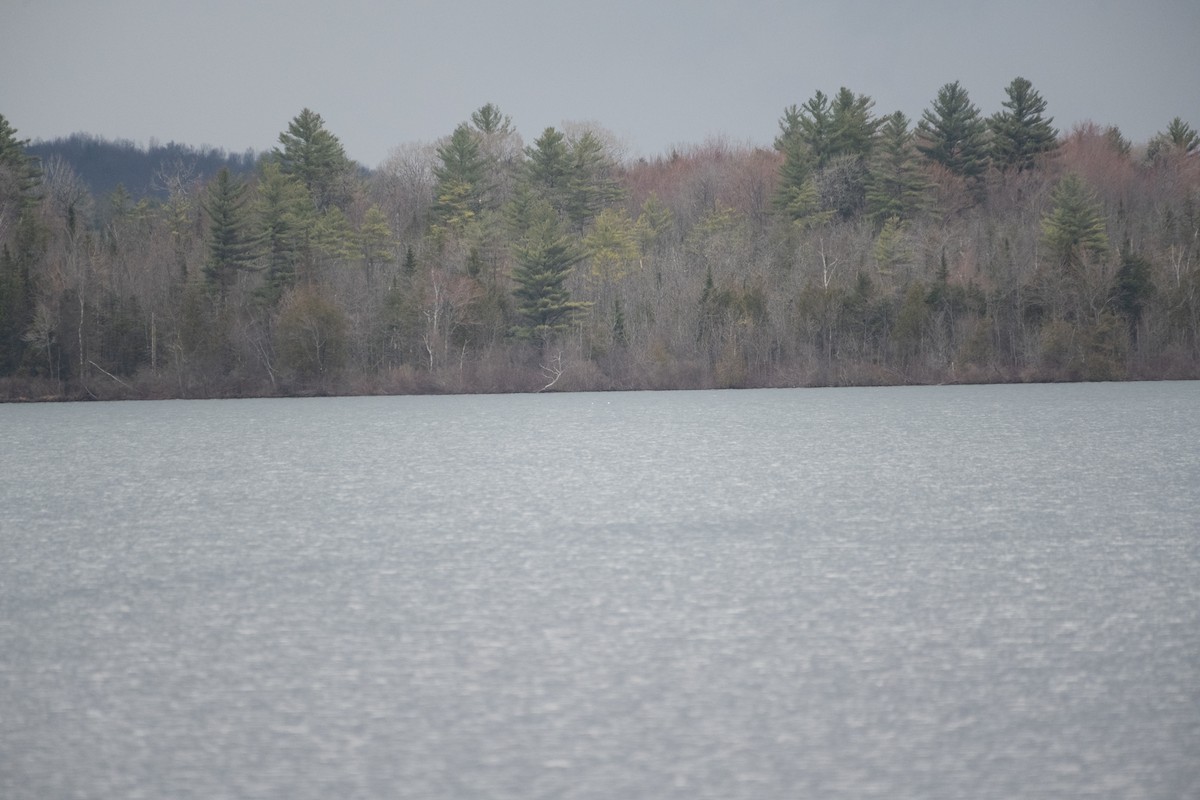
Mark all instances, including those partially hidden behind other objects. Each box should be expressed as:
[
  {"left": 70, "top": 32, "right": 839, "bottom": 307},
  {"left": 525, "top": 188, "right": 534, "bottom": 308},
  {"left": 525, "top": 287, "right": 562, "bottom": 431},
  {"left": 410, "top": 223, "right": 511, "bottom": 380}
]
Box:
[{"left": 2, "top": 0, "right": 1197, "bottom": 167}]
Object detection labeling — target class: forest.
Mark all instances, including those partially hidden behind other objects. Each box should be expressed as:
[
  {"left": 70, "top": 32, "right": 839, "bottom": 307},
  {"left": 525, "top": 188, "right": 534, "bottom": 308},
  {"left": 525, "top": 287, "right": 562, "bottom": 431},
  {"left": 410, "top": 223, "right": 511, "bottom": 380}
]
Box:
[
  {"left": 24, "top": 134, "right": 258, "bottom": 201},
  {"left": 1, "top": 78, "right": 1198, "bottom": 401}
]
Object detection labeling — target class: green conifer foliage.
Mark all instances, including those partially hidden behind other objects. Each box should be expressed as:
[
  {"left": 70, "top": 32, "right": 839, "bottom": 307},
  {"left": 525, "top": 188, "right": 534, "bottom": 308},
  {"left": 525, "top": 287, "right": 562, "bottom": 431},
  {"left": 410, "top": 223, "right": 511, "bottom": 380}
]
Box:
[
  {"left": 433, "top": 123, "right": 490, "bottom": 227},
  {"left": 773, "top": 132, "right": 816, "bottom": 221},
  {"left": 511, "top": 209, "right": 587, "bottom": 343},
  {"left": 775, "top": 88, "right": 877, "bottom": 221},
  {"left": 505, "top": 182, "right": 541, "bottom": 245},
  {"left": 202, "top": 168, "right": 258, "bottom": 299},
  {"left": 990, "top": 77, "right": 1058, "bottom": 172},
  {"left": 273, "top": 108, "right": 352, "bottom": 211},
  {"left": 256, "top": 161, "right": 311, "bottom": 303},
  {"left": 612, "top": 297, "right": 627, "bottom": 345},
  {"left": 0, "top": 113, "right": 41, "bottom": 202},
  {"left": 358, "top": 206, "right": 394, "bottom": 281},
  {"left": 525, "top": 127, "right": 572, "bottom": 213},
  {"left": 1165, "top": 117, "right": 1199, "bottom": 151},
  {"left": 0, "top": 115, "right": 43, "bottom": 375},
  {"left": 772, "top": 92, "right": 828, "bottom": 216},
  {"left": 0, "top": 243, "right": 32, "bottom": 375},
  {"left": 866, "top": 112, "right": 929, "bottom": 224},
  {"left": 793, "top": 90, "right": 834, "bottom": 168},
  {"left": 0, "top": 114, "right": 27, "bottom": 165},
  {"left": 636, "top": 193, "right": 674, "bottom": 253},
  {"left": 1113, "top": 244, "right": 1153, "bottom": 342},
  {"left": 565, "top": 131, "right": 624, "bottom": 230},
  {"left": 1041, "top": 173, "right": 1109, "bottom": 268},
  {"left": 829, "top": 87, "right": 879, "bottom": 160},
  {"left": 917, "top": 82, "right": 990, "bottom": 182},
  {"left": 1104, "top": 126, "right": 1132, "bottom": 157},
  {"left": 1147, "top": 117, "right": 1200, "bottom": 160},
  {"left": 469, "top": 103, "right": 525, "bottom": 207},
  {"left": 471, "top": 103, "right": 512, "bottom": 136},
  {"left": 584, "top": 208, "right": 639, "bottom": 285}
]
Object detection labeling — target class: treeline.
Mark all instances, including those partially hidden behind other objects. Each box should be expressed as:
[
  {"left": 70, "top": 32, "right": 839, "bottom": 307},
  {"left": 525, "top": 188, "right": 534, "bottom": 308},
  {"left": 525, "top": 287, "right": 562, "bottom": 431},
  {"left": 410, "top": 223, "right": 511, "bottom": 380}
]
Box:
[
  {"left": 25, "top": 134, "right": 259, "bottom": 201},
  {"left": 1, "top": 79, "right": 1198, "bottom": 401}
]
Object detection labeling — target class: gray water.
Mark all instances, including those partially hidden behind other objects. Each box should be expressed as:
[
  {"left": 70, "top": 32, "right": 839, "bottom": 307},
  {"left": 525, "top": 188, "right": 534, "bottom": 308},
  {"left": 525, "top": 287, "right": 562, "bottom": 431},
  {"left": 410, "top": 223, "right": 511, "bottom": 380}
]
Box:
[{"left": 2, "top": 382, "right": 1198, "bottom": 799}]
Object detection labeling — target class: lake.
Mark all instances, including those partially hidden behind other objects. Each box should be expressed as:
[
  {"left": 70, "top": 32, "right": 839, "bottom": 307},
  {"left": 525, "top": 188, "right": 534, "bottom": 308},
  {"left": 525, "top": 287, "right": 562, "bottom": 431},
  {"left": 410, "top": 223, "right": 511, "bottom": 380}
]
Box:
[{"left": 2, "top": 382, "right": 1198, "bottom": 799}]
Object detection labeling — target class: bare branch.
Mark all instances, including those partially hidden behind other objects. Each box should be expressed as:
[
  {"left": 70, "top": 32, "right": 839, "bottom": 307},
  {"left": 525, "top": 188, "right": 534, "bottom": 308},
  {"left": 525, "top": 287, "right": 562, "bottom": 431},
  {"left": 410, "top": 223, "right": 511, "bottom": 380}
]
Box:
[{"left": 539, "top": 350, "right": 565, "bottom": 392}]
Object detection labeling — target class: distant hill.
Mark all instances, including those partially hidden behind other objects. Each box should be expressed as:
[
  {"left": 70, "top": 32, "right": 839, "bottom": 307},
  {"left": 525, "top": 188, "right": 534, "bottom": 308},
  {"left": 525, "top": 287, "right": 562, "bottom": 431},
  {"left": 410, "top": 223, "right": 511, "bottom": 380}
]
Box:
[{"left": 26, "top": 133, "right": 260, "bottom": 200}]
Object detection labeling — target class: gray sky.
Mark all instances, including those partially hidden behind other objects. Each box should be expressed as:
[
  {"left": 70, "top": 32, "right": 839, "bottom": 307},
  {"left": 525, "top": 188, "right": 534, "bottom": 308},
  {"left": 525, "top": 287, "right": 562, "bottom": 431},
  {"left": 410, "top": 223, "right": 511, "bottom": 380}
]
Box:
[{"left": 2, "top": 0, "right": 1198, "bottom": 167}]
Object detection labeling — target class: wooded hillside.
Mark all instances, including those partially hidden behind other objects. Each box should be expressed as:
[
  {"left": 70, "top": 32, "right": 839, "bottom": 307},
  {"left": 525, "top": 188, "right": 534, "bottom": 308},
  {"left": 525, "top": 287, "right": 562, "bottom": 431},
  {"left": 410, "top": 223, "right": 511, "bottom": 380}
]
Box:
[{"left": 2, "top": 80, "right": 1198, "bottom": 400}]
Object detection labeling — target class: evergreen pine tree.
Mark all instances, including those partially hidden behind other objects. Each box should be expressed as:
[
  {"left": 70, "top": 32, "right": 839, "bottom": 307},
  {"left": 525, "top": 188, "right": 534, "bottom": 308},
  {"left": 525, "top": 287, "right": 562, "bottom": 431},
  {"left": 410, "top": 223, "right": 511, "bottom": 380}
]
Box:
[
  {"left": 402, "top": 244, "right": 418, "bottom": 277},
  {"left": 917, "top": 82, "right": 990, "bottom": 183},
  {"left": 636, "top": 193, "right": 674, "bottom": 253},
  {"left": 794, "top": 90, "right": 835, "bottom": 168},
  {"left": 565, "top": 131, "right": 624, "bottom": 231},
  {"left": 989, "top": 77, "right": 1058, "bottom": 172},
  {"left": 505, "top": 182, "right": 542, "bottom": 245},
  {"left": 511, "top": 207, "right": 587, "bottom": 343},
  {"left": 775, "top": 88, "right": 877, "bottom": 221},
  {"left": 1164, "top": 117, "right": 1199, "bottom": 152},
  {"left": 1147, "top": 117, "right": 1199, "bottom": 160},
  {"left": 471, "top": 103, "right": 512, "bottom": 136},
  {"left": 612, "top": 297, "right": 627, "bottom": 345},
  {"left": 273, "top": 108, "right": 352, "bottom": 211},
  {"left": 358, "top": 205, "right": 394, "bottom": 281},
  {"left": 255, "top": 161, "right": 312, "bottom": 304},
  {"left": 0, "top": 114, "right": 27, "bottom": 165},
  {"left": 829, "top": 87, "right": 879, "bottom": 160},
  {"left": 697, "top": 266, "right": 718, "bottom": 345},
  {"left": 1041, "top": 173, "right": 1109, "bottom": 268},
  {"left": 432, "top": 123, "right": 491, "bottom": 227},
  {"left": 773, "top": 130, "right": 816, "bottom": 221},
  {"left": 0, "top": 118, "right": 44, "bottom": 375},
  {"left": 866, "top": 112, "right": 930, "bottom": 224},
  {"left": 525, "top": 127, "right": 572, "bottom": 214},
  {"left": 0, "top": 113, "right": 41, "bottom": 203},
  {"left": 1104, "top": 126, "right": 1132, "bottom": 157},
  {"left": 1113, "top": 243, "right": 1152, "bottom": 343},
  {"left": 0, "top": 243, "right": 30, "bottom": 375},
  {"left": 202, "top": 167, "right": 258, "bottom": 299},
  {"left": 469, "top": 103, "right": 522, "bottom": 210}
]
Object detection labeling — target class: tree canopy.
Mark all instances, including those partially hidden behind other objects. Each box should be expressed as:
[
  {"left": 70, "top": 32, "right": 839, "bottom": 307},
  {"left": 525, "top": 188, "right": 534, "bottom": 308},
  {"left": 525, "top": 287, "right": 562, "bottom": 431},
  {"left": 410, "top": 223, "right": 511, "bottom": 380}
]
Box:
[
  {"left": 1041, "top": 173, "right": 1109, "bottom": 268},
  {"left": 273, "top": 108, "right": 352, "bottom": 211},
  {"left": 3, "top": 90, "right": 1199, "bottom": 399},
  {"left": 990, "top": 77, "right": 1058, "bottom": 172},
  {"left": 917, "top": 81, "right": 990, "bottom": 183}
]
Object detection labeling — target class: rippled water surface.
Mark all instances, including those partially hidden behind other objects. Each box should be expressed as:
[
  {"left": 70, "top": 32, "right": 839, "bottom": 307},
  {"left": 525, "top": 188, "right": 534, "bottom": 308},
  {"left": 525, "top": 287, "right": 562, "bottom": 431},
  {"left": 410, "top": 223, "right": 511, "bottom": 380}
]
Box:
[{"left": 2, "top": 382, "right": 1199, "bottom": 799}]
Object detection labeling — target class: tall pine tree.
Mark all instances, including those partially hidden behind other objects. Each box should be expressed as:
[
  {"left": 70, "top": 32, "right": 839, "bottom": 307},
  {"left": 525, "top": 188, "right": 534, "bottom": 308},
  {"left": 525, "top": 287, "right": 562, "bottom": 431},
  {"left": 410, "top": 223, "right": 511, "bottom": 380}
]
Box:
[
  {"left": 565, "top": 130, "right": 624, "bottom": 231},
  {"left": 773, "top": 126, "right": 818, "bottom": 221},
  {"left": 1147, "top": 117, "right": 1200, "bottom": 160},
  {"left": 1041, "top": 173, "right": 1108, "bottom": 268},
  {"left": 917, "top": 81, "right": 990, "bottom": 184},
  {"left": 829, "top": 87, "right": 879, "bottom": 160},
  {"left": 0, "top": 115, "right": 44, "bottom": 375},
  {"left": 775, "top": 88, "right": 878, "bottom": 221},
  {"left": 432, "top": 123, "right": 491, "bottom": 228},
  {"left": 525, "top": 127, "right": 572, "bottom": 215},
  {"left": 989, "top": 77, "right": 1058, "bottom": 172},
  {"left": 273, "top": 108, "right": 352, "bottom": 211},
  {"left": 202, "top": 168, "right": 258, "bottom": 300},
  {"left": 866, "top": 112, "right": 929, "bottom": 224},
  {"left": 0, "top": 113, "right": 41, "bottom": 203},
  {"left": 511, "top": 204, "right": 587, "bottom": 344},
  {"left": 470, "top": 103, "right": 522, "bottom": 208},
  {"left": 255, "top": 161, "right": 311, "bottom": 304},
  {"left": 790, "top": 90, "right": 835, "bottom": 167}
]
